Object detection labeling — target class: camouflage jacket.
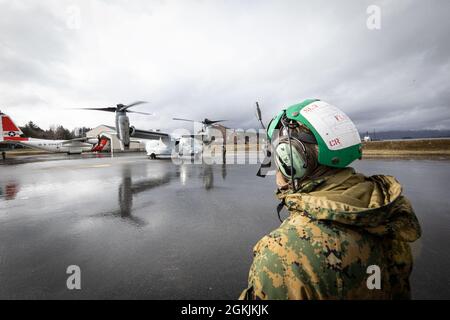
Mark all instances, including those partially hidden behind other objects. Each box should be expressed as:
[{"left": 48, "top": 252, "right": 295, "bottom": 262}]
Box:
[{"left": 240, "top": 168, "right": 421, "bottom": 300}]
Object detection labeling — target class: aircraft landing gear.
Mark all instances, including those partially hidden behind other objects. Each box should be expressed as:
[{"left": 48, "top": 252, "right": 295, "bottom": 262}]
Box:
[{"left": 149, "top": 153, "right": 156, "bottom": 160}]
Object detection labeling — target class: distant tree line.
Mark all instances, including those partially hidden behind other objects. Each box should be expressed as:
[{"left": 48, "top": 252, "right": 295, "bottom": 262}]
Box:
[{"left": 19, "top": 121, "right": 92, "bottom": 140}]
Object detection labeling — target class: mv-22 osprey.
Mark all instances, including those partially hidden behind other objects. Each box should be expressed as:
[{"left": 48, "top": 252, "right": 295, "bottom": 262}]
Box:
[
  {"left": 76, "top": 101, "right": 175, "bottom": 158},
  {"left": 78, "top": 102, "right": 227, "bottom": 159}
]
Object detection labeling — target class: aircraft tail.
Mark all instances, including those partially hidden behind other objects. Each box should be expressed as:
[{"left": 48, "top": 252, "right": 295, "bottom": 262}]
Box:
[{"left": 0, "top": 111, "right": 28, "bottom": 142}]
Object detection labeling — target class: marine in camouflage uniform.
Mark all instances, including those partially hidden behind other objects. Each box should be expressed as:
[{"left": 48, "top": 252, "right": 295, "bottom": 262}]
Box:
[{"left": 240, "top": 167, "right": 421, "bottom": 300}]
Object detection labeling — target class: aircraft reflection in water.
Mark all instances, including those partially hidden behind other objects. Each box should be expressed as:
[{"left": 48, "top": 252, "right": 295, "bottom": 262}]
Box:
[
  {"left": 201, "top": 164, "right": 227, "bottom": 190},
  {"left": 203, "top": 165, "right": 214, "bottom": 190},
  {"left": 0, "top": 181, "right": 20, "bottom": 201},
  {"left": 99, "top": 163, "right": 227, "bottom": 226},
  {"left": 115, "top": 166, "right": 173, "bottom": 226}
]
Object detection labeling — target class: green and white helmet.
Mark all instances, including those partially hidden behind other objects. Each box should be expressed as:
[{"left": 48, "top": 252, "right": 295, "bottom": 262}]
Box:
[{"left": 268, "top": 99, "right": 362, "bottom": 180}]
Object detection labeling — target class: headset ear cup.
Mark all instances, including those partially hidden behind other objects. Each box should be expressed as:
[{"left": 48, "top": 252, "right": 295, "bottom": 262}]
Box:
[
  {"left": 274, "top": 140, "right": 307, "bottom": 181},
  {"left": 274, "top": 143, "right": 289, "bottom": 179},
  {"left": 278, "top": 150, "right": 295, "bottom": 177}
]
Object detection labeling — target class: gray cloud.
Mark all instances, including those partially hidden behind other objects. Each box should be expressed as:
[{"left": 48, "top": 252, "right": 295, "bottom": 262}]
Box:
[{"left": 0, "top": 0, "right": 449, "bottom": 132}]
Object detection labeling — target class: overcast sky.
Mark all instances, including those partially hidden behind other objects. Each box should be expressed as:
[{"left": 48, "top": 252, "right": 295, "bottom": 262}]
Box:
[{"left": 1, "top": 0, "right": 449, "bottom": 133}]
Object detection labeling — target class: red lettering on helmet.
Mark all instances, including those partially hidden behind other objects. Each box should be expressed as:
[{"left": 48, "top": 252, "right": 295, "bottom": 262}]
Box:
[
  {"left": 303, "top": 104, "right": 320, "bottom": 113},
  {"left": 334, "top": 114, "right": 346, "bottom": 122},
  {"left": 328, "top": 138, "right": 341, "bottom": 147}
]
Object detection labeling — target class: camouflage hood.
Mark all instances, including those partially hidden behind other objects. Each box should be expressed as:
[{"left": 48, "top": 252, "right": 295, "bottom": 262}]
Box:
[{"left": 277, "top": 167, "right": 421, "bottom": 242}]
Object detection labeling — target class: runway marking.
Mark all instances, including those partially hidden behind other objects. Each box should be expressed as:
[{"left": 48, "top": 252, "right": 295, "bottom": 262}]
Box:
[{"left": 82, "top": 164, "right": 112, "bottom": 168}]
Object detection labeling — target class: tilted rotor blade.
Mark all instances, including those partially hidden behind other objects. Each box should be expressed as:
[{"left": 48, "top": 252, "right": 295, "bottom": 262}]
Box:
[
  {"left": 204, "top": 119, "right": 227, "bottom": 125},
  {"left": 173, "top": 118, "right": 196, "bottom": 123},
  {"left": 120, "top": 101, "right": 148, "bottom": 111},
  {"left": 127, "top": 111, "right": 152, "bottom": 115},
  {"left": 71, "top": 107, "right": 117, "bottom": 113}
]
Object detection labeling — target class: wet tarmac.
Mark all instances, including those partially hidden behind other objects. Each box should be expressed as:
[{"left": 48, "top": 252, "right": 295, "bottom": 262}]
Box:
[{"left": 0, "top": 154, "right": 449, "bottom": 299}]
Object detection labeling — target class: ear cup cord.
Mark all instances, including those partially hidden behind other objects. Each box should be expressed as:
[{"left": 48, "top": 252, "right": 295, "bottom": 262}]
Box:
[
  {"left": 287, "top": 128, "right": 296, "bottom": 191},
  {"left": 280, "top": 116, "right": 296, "bottom": 191}
]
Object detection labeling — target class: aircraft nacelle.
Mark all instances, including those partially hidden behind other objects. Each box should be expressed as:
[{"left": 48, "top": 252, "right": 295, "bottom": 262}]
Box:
[{"left": 116, "top": 113, "right": 131, "bottom": 148}]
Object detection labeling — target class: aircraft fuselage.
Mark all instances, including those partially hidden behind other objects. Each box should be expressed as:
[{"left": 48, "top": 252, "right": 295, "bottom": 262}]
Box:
[{"left": 16, "top": 138, "right": 93, "bottom": 154}]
